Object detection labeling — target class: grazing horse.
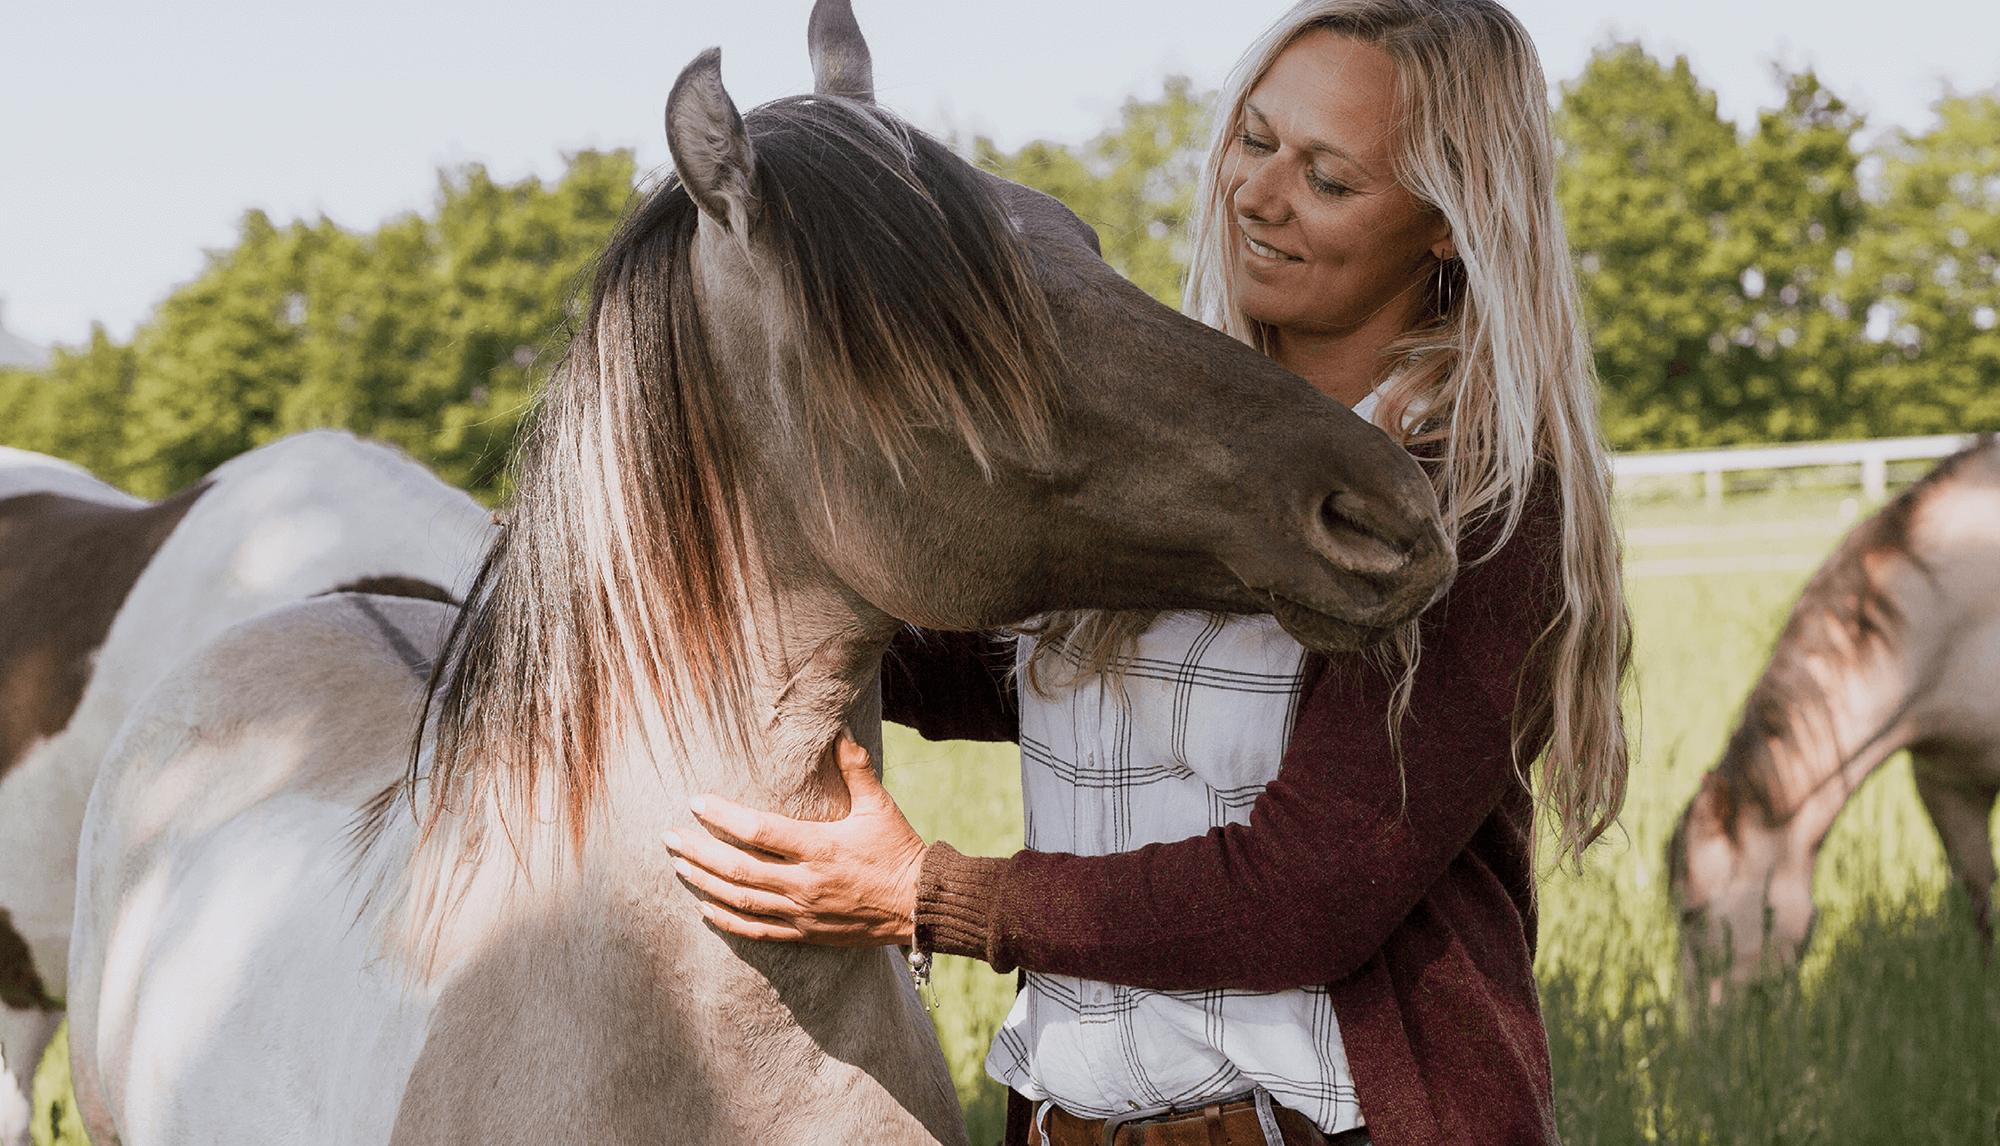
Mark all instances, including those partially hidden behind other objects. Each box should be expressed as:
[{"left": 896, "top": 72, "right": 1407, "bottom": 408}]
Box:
[
  {"left": 65, "top": 5, "right": 1454, "bottom": 1144},
  {"left": 0, "top": 432, "right": 492, "bottom": 1140},
  {"left": 1669, "top": 434, "right": 2000, "bottom": 997}
]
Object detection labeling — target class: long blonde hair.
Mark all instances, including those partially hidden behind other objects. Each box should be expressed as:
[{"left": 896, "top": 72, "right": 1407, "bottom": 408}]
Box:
[{"left": 1030, "top": 0, "right": 1629, "bottom": 866}]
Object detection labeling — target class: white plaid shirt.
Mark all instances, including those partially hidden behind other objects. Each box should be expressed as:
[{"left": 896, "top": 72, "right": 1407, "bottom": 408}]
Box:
[{"left": 985, "top": 611, "right": 1364, "bottom": 1135}]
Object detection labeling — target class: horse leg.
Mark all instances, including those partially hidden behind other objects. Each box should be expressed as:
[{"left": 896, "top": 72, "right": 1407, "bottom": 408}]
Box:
[
  {"left": 0, "top": 1004, "right": 61, "bottom": 1146},
  {"left": 1910, "top": 751, "right": 2000, "bottom": 959}
]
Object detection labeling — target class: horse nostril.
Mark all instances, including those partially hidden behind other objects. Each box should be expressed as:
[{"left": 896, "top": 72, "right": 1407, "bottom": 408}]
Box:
[{"left": 1316, "top": 492, "right": 1406, "bottom": 577}]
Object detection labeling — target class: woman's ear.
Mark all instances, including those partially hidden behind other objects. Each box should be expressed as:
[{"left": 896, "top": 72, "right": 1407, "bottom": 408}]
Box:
[{"left": 1432, "top": 236, "right": 1457, "bottom": 262}]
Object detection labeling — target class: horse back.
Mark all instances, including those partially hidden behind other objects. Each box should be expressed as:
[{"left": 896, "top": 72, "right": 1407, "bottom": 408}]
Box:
[
  {"left": 68, "top": 593, "right": 454, "bottom": 1146},
  {"left": 1907, "top": 436, "right": 2000, "bottom": 746}
]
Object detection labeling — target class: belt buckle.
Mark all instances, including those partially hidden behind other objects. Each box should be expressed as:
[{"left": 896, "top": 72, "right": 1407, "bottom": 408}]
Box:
[
  {"left": 1099, "top": 1089, "right": 1263, "bottom": 1146},
  {"left": 1099, "top": 1106, "right": 1172, "bottom": 1146}
]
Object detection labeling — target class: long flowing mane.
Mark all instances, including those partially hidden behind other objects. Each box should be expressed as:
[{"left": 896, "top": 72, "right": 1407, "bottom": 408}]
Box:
[
  {"left": 381, "top": 95, "right": 1059, "bottom": 903},
  {"left": 1711, "top": 433, "right": 1998, "bottom": 829}
]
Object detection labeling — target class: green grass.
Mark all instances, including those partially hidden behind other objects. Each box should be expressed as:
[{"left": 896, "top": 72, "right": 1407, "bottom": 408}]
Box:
[{"left": 35, "top": 482, "right": 1998, "bottom": 1144}]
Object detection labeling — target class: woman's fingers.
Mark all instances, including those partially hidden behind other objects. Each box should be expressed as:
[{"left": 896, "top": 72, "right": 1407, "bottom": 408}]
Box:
[
  {"left": 697, "top": 898, "right": 808, "bottom": 942},
  {"left": 687, "top": 794, "right": 817, "bottom": 860},
  {"left": 665, "top": 828, "right": 794, "bottom": 895},
  {"left": 667, "top": 731, "right": 925, "bottom": 946},
  {"left": 668, "top": 843, "right": 802, "bottom": 917}
]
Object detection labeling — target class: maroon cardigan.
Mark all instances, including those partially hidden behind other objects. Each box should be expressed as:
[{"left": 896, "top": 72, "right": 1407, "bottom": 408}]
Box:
[{"left": 884, "top": 477, "right": 1568, "bottom": 1146}]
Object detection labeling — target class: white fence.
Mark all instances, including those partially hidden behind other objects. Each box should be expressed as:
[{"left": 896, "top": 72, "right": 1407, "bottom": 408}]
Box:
[{"left": 1611, "top": 433, "right": 1981, "bottom": 506}]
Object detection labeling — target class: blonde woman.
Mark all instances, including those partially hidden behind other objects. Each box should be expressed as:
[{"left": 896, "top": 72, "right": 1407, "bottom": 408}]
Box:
[{"left": 669, "top": 0, "right": 1629, "bottom": 1143}]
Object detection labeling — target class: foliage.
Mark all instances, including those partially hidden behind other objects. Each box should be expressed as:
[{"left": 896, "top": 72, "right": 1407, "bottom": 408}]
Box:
[
  {"left": 1, "top": 151, "right": 634, "bottom": 499},
  {"left": 0, "top": 328, "right": 134, "bottom": 477},
  {"left": 971, "top": 76, "right": 1211, "bottom": 308},
  {"left": 1556, "top": 47, "right": 1874, "bottom": 448},
  {"left": 1848, "top": 93, "right": 2000, "bottom": 435}
]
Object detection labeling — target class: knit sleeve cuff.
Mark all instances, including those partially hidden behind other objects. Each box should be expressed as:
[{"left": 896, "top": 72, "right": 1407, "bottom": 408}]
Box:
[{"left": 914, "top": 841, "right": 1012, "bottom": 969}]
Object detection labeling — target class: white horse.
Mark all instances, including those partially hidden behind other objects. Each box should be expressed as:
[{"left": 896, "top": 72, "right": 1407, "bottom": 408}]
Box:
[
  {"left": 0, "top": 431, "right": 492, "bottom": 1140},
  {"left": 66, "top": 4, "right": 1453, "bottom": 1141},
  {"left": 0, "top": 448, "right": 148, "bottom": 1144}
]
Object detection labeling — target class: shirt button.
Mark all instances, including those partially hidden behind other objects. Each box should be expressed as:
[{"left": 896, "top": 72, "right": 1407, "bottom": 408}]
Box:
[{"left": 1094, "top": 988, "right": 1105, "bottom": 1002}]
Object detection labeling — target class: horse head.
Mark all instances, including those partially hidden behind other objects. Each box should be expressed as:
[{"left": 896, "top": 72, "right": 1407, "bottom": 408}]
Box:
[
  {"left": 659, "top": 7, "right": 1454, "bottom": 660},
  {"left": 1668, "top": 748, "right": 1820, "bottom": 1003}
]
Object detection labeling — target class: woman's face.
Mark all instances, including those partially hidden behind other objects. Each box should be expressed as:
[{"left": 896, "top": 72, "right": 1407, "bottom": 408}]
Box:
[{"left": 1224, "top": 30, "right": 1451, "bottom": 344}]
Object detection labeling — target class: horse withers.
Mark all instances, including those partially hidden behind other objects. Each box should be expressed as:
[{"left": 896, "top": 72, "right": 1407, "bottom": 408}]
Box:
[
  {"left": 65, "top": 4, "right": 1454, "bottom": 1144},
  {"left": 0, "top": 433, "right": 493, "bottom": 1143},
  {"left": 1669, "top": 434, "right": 2000, "bottom": 999}
]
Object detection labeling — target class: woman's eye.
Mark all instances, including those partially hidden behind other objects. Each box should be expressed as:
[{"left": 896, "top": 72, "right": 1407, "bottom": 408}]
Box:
[
  {"left": 1308, "top": 171, "right": 1352, "bottom": 197},
  {"left": 1236, "top": 133, "right": 1275, "bottom": 154}
]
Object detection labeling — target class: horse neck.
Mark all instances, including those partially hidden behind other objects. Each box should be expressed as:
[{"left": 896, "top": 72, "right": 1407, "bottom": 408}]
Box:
[
  {"left": 1753, "top": 448, "right": 2000, "bottom": 849},
  {"left": 1729, "top": 616, "right": 1921, "bottom": 860},
  {"left": 379, "top": 563, "right": 960, "bottom": 1138},
  {"left": 402, "top": 545, "right": 896, "bottom": 963}
]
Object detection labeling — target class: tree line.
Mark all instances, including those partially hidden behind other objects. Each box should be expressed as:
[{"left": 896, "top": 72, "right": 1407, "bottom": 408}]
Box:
[{"left": 4, "top": 44, "right": 1997, "bottom": 499}]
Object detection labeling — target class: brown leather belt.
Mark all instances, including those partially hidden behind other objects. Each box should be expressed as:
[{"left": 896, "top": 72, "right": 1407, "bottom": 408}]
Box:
[{"left": 1025, "top": 1092, "right": 1369, "bottom": 1146}]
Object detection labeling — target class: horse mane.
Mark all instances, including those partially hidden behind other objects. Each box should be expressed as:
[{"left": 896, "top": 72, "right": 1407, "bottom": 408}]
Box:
[
  {"left": 365, "top": 95, "right": 1059, "bottom": 933},
  {"left": 1710, "top": 434, "right": 1998, "bottom": 830}
]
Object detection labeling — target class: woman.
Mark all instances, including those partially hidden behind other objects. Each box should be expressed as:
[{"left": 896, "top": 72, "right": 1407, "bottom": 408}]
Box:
[{"left": 667, "top": 1, "right": 1629, "bottom": 1143}]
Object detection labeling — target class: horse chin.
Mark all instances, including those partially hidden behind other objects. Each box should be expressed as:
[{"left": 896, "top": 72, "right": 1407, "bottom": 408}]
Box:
[{"left": 1266, "top": 595, "right": 1391, "bottom": 655}]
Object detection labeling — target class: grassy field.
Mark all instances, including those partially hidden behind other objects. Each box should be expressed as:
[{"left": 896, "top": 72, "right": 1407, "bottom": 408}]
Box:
[{"left": 31, "top": 478, "right": 1999, "bottom": 1144}]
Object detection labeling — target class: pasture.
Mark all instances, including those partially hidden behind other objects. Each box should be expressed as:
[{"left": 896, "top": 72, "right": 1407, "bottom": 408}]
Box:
[{"left": 26, "top": 475, "right": 2000, "bottom": 1144}]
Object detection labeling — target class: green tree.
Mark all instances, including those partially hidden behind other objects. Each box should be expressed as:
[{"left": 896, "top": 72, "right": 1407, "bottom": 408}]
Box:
[
  {"left": 103, "top": 149, "right": 635, "bottom": 499},
  {"left": 405, "top": 149, "right": 635, "bottom": 492},
  {"left": 1849, "top": 93, "right": 2000, "bottom": 434},
  {"left": 0, "top": 326, "right": 136, "bottom": 476},
  {"left": 119, "top": 210, "right": 354, "bottom": 496},
  {"left": 1556, "top": 45, "right": 1868, "bottom": 448},
  {"left": 973, "top": 77, "right": 1210, "bottom": 307},
  {"left": 1557, "top": 45, "right": 1739, "bottom": 447},
  {"left": 1716, "top": 69, "right": 1871, "bottom": 442}
]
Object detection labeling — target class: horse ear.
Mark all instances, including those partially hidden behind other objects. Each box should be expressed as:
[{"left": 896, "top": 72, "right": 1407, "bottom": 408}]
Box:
[
  {"left": 807, "top": 0, "right": 874, "bottom": 103},
  {"left": 665, "top": 48, "right": 760, "bottom": 234}
]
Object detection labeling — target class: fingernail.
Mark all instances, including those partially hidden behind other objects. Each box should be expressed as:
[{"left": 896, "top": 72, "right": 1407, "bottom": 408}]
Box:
[
  {"left": 673, "top": 858, "right": 692, "bottom": 878},
  {"left": 664, "top": 831, "right": 681, "bottom": 850},
  {"left": 689, "top": 796, "right": 707, "bottom": 815}
]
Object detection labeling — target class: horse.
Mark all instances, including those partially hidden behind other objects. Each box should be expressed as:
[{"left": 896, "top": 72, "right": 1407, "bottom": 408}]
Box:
[
  {"left": 1669, "top": 434, "right": 2000, "bottom": 1000},
  {"left": 0, "top": 432, "right": 493, "bottom": 1140},
  {"left": 64, "top": 4, "right": 1456, "bottom": 1142}
]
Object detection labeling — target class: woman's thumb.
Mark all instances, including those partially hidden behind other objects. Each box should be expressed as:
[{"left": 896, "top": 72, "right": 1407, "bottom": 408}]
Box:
[{"left": 834, "top": 731, "right": 883, "bottom": 801}]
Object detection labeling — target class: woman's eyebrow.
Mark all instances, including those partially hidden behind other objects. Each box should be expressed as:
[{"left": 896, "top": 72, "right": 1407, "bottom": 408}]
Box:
[{"left": 1242, "top": 100, "right": 1362, "bottom": 167}]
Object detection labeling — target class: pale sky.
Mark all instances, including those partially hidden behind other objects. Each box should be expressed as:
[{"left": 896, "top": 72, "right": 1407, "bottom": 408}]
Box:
[{"left": 2, "top": 0, "right": 1995, "bottom": 349}]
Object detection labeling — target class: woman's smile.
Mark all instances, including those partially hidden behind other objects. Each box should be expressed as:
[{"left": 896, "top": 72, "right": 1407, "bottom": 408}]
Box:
[{"left": 1243, "top": 231, "right": 1303, "bottom": 262}]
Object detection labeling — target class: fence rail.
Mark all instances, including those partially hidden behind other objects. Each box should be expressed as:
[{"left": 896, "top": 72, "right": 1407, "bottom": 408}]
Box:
[{"left": 1611, "top": 433, "right": 1981, "bottom": 504}]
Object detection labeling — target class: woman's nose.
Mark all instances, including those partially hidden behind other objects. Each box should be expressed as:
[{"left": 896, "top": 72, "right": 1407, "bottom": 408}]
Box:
[{"left": 1230, "top": 158, "right": 1289, "bottom": 225}]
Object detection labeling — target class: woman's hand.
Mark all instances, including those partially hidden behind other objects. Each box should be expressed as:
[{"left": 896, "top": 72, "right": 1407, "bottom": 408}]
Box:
[{"left": 665, "top": 731, "right": 926, "bottom": 946}]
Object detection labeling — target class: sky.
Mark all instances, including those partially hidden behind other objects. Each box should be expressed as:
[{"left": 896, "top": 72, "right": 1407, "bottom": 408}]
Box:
[{"left": 2, "top": 0, "right": 1996, "bottom": 350}]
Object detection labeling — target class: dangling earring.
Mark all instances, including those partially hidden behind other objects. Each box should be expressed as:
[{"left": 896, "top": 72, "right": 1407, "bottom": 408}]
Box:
[{"left": 1434, "top": 256, "right": 1460, "bottom": 316}]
